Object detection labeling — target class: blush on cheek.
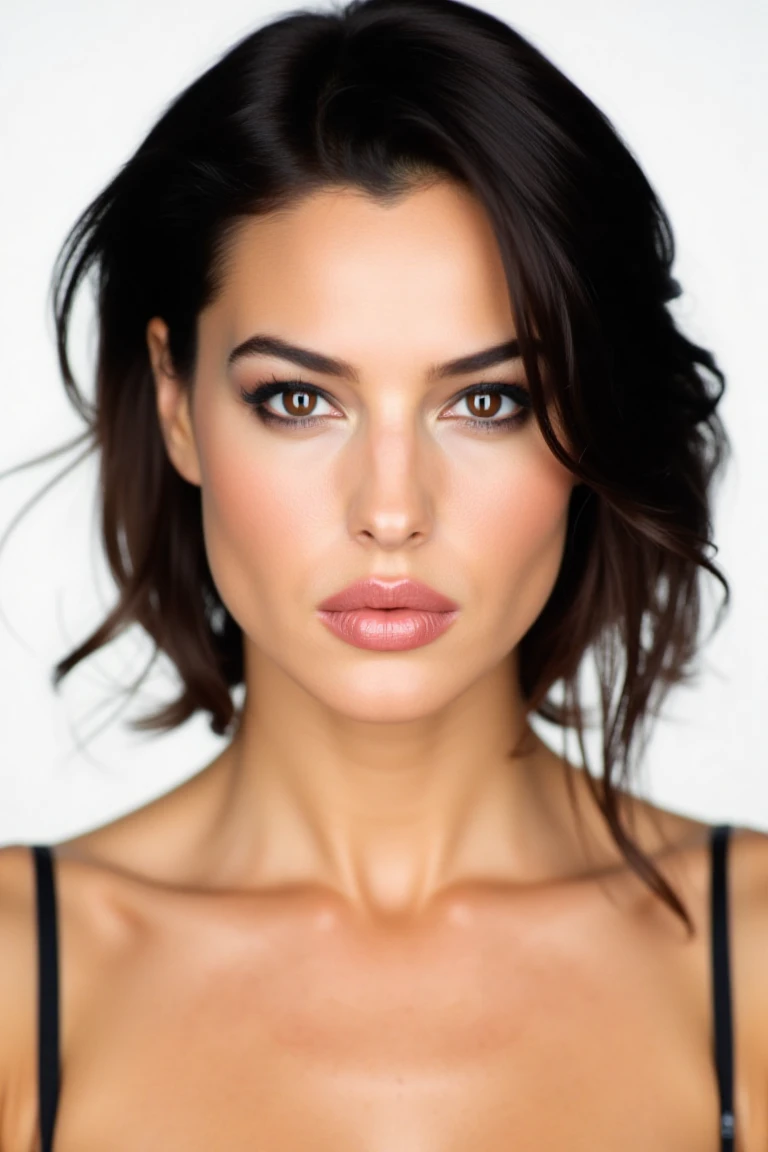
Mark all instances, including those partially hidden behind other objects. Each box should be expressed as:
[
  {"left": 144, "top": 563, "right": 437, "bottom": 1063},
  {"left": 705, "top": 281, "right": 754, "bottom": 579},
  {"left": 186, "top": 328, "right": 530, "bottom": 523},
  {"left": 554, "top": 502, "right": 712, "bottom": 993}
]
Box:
[
  {"left": 197, "top": 439, "right": 326, "bottom": 637},
  {"left": 491, "top": 463, "right": 574, "bottom": 629}
]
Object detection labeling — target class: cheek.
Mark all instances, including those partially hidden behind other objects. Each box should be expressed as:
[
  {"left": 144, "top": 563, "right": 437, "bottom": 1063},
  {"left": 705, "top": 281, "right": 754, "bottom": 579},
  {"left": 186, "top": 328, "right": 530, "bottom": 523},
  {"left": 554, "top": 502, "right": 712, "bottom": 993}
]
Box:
[
  {"left": 194, "top": 417, "right": 322, "bottom": 621},
  {"left": 458, "top": 445, "right": 574, "bottom": 629}
]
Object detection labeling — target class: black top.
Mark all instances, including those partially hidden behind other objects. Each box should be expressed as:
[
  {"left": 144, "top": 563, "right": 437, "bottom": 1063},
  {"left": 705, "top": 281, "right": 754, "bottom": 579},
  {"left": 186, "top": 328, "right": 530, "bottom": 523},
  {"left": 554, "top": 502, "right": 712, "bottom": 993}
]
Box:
[{"left": 29, "top": 822, "right": 737, "bottom": 1152}]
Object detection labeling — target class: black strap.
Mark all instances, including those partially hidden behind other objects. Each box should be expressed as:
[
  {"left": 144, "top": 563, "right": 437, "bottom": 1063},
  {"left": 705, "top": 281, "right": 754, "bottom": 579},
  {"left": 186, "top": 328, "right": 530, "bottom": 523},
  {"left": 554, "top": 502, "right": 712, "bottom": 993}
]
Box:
[
  {"left": 32, "top": 845, "right": 60, "bottom": 1152},
  {"left": 711, "top": 824, "right": 735, "bottom": 1151}
]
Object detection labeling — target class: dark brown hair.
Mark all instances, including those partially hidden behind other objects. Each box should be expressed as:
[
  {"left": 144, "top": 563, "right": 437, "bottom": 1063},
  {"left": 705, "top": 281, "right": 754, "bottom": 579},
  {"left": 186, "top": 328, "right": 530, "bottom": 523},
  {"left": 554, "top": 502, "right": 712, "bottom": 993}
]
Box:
[{"left": 1, "top": 0, "right": 732, "bottom": 935}]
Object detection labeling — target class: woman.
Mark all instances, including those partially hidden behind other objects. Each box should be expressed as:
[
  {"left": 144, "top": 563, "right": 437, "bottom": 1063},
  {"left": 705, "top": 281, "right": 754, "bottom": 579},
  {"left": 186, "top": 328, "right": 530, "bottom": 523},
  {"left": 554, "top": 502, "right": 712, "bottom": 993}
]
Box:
[{"left": 0, "top": 0, "right": 765, "bottom": 1148}]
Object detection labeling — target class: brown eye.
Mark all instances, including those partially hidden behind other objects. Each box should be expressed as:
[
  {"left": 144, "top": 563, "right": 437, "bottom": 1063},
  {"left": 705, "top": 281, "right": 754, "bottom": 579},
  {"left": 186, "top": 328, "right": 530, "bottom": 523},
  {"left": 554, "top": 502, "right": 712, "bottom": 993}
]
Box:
[
  {"left": 239, "top": 378, "right": 337, "bottom": 429},
  {"left": 240, "top": 377, "right": 532, "bottom": 434},
  {"left": 281, "top": 389, "right": 319, "bottom": 418},
  {"left": 447, "top": 383, "right": 532, "bottom": 433},
  {"left": 464, "top": 392, "right": 504, "bottom": 419}
]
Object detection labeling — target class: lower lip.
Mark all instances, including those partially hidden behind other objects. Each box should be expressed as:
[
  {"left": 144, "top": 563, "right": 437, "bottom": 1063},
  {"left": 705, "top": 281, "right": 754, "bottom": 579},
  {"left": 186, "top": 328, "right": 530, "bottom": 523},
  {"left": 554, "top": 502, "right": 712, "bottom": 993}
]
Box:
[{"left": 316, "top": 608, "right": 460, "bottom": 651}]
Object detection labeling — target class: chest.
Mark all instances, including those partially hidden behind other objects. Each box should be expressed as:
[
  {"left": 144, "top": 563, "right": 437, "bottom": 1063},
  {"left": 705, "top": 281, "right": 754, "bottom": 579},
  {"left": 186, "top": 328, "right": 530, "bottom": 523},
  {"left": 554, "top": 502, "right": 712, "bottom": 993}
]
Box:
[{"left": 47, "top": 895, "right": 724, "bottom": 1151}]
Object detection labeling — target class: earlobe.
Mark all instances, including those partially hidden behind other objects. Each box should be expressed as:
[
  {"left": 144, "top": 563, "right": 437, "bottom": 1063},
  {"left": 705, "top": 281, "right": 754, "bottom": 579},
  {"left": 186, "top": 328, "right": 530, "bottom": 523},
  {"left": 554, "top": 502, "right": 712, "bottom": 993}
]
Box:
[{"left": 146, "top": 317, "right": 202, "bottom": 488}]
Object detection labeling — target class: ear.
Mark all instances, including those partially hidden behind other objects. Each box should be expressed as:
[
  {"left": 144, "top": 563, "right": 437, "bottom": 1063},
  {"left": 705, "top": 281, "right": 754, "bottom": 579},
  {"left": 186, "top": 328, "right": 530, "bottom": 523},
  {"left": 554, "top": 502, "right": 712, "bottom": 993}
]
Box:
[{"left": 146, "top": 317, "right": 202, "bottom": 487}]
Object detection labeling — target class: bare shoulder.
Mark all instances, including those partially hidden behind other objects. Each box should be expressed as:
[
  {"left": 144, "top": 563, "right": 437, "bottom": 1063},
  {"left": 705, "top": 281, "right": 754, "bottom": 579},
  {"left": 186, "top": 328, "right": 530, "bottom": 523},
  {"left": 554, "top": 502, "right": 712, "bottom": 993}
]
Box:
[
  {"left": 52, "top": 754, "right": 228, "bottom": 886},
  {"left": 724, "top": 821, "right": 768, "bottom": 1059},
  {"left": 0, "top": 843, "right": 39, "bottom": 1026},
  {"left": 0, "top": 845, "right": 40, "bottom": 1142},
  {"left": 591, "top": 790, "right": 768, "bottom": 1142}
]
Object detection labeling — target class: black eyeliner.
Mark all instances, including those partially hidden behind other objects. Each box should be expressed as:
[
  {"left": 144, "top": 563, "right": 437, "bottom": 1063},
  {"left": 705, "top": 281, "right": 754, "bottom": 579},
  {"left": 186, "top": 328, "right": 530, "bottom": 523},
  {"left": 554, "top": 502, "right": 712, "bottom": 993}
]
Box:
[{"left": 238, "top": 376, "right": 532, "bottom": 431}]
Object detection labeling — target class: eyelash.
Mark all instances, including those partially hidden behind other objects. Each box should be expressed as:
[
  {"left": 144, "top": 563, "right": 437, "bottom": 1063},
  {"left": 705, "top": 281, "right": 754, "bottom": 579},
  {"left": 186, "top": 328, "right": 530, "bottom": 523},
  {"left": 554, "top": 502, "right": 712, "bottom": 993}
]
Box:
[{"left": 239, "top": 375, "right": 533, "bottom": 435}]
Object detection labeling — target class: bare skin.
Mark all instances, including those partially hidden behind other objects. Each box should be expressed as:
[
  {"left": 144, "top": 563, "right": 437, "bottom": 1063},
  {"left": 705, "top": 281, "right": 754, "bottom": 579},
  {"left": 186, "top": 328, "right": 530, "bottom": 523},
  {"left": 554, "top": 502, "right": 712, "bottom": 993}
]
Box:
[
  {"left": 0, "top": 181, "right": 766, "bottom": 1150},
  {"left": 0, "top": 760, "right": 767, "bottom": 1151}
]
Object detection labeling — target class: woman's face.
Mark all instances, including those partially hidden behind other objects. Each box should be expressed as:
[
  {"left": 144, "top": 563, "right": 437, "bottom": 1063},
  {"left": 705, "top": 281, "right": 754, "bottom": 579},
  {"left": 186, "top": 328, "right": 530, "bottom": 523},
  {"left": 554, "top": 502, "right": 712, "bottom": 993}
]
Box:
[{"left": 149, "top": 181, "right": 577, "bottom": 722}]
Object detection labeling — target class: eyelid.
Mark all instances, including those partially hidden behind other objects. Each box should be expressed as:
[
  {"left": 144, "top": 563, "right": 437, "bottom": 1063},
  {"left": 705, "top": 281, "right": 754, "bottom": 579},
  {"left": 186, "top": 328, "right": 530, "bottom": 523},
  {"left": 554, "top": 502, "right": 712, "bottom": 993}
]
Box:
[
  {"left": 241, "top": 375, "right": 530, "bottom": 411},
  {"left": 238, "top": 376, "right": 534, "bottom": 438}
]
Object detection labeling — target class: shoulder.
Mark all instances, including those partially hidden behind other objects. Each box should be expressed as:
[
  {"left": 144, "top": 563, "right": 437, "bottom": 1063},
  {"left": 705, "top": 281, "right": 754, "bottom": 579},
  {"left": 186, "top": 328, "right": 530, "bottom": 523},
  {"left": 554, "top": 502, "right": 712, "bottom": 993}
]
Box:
[
  {"left": 682, "top": 820, "right": 768, "bottom": 1150},
  {"left": 0, "top": 845, "right": 42, "bottom": 1144},
  {"left": 51, "top": 754, "right": 228, "bottom": 886},
  {"left": 703, "top": 821, "right": 768, "bottom": 1008},
  {"left": 725, "top": 823, "right": 768, "bottom": 1067},
  {"left": 0, "top": 843, "right": 39, "bottom": 1033},
  {"left": 608, "top": 802, "right": 768, "bottom": 1142}
]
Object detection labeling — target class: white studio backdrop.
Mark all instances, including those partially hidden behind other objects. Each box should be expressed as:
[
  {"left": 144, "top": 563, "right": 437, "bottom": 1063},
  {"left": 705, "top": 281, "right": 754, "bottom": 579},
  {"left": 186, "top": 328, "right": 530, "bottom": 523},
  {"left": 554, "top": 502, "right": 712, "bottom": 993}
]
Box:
[{"left": 0, "top": 0, "right": 765, "bottom": 844}]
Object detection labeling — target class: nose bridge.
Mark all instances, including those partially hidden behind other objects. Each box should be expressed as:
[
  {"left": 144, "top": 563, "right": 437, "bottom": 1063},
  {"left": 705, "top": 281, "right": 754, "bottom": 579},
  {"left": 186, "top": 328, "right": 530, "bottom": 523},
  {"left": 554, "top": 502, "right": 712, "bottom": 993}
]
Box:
[{"left": 347, "top": 400, "right": 436, "bottom": 542}]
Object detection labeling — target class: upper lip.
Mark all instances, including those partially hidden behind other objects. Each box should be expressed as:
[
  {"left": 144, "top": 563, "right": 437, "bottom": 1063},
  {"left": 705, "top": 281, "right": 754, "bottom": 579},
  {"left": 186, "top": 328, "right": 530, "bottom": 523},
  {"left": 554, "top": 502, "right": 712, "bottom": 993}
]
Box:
[{"left": 317, "top": 577, "right": 459, "bottom": 613}]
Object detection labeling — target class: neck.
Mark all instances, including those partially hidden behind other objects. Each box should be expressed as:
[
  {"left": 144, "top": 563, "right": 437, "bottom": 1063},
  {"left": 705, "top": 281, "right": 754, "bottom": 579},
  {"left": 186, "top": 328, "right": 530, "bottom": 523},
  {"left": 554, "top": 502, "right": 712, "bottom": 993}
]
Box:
[{"left": 196, "top": 649, "right": 576, "bottom": 919}]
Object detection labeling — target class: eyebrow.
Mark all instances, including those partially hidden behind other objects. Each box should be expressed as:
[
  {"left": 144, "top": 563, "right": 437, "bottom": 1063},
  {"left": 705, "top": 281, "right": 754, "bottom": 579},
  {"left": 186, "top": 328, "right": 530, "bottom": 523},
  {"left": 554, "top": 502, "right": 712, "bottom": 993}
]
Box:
[{"left": 226, "top": 333, "right": 541, "bottom": 383}]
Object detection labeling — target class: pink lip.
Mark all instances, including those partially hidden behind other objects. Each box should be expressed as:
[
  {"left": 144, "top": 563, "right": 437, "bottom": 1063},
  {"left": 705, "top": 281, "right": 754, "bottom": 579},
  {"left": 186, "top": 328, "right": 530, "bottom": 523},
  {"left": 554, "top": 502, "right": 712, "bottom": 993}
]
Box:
[
  {"left": 317, "top": 607, "right": 459, "bottom": 651},
  {"left": 317, "top": 577, "right": 459, "bottom": 613}
]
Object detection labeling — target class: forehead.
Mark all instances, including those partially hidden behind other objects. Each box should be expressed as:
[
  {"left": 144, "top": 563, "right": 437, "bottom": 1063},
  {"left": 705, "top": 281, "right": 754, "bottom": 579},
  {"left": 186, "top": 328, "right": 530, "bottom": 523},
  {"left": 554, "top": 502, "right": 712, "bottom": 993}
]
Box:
[{"left": 210, "top": 182, "right": 516, "bottom": 336}]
